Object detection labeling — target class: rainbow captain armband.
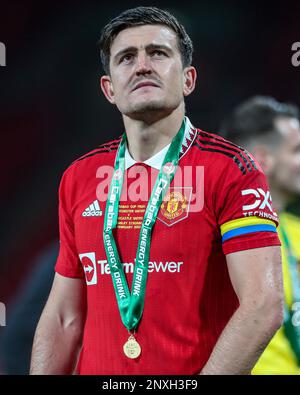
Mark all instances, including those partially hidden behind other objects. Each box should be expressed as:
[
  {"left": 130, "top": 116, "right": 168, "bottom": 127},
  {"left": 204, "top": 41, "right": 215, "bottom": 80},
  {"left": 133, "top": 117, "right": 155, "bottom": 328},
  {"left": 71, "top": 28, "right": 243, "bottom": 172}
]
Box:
[{"left": 220, "top": 216, "right": 277, "bottom": 243}]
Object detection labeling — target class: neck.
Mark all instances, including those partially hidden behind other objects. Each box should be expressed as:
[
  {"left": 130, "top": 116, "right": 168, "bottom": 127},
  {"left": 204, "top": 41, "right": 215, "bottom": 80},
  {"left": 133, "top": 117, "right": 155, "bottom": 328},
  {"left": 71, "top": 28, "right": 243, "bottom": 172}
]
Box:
[{"left": 123, "top": 105, "right": 185, "bottom": 162}]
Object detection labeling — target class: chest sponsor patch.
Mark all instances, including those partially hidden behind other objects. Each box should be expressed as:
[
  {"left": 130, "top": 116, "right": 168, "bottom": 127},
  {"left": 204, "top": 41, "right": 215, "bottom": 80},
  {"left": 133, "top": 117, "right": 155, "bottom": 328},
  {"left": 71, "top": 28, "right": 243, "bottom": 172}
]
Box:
[{"left": 79, "top": 253, "right": 184, "bottom": 286}]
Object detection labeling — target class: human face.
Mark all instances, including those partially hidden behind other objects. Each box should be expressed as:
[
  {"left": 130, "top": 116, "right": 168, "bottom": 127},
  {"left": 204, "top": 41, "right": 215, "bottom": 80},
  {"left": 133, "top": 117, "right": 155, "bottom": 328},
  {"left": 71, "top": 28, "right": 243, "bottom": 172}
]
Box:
[
  {"left": 271, "top": 117, "right": 300, "bottom": 196},
  {"left": 100, "top": 24, "right": 196, "bottom": 121}
]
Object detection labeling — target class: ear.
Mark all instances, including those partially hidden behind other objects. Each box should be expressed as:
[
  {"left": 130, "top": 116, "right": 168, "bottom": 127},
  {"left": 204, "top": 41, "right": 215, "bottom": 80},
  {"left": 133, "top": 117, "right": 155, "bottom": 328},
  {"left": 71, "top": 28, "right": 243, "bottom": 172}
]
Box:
[
  {"left": 100, "top": 75, "right": 116, "bottom": 104},
  {"left": 183, "top": 66, "right": 197, "bottom": 97},
  {"left": 252, "top": 145, "right": 275, "bottom": 176}
]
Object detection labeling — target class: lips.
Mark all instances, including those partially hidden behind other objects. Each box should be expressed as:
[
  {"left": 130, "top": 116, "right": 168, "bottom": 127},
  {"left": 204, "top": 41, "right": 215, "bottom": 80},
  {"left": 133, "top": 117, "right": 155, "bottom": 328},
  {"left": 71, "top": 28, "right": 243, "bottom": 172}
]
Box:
[{"left": 132, "top": 81, "right": 160, "bottom": 91}]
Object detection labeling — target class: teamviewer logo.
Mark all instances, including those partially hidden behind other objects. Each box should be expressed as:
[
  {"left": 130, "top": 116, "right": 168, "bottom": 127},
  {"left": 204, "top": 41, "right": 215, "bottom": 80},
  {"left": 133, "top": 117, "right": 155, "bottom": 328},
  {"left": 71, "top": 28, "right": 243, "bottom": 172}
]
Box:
[
  {"left": 79, "top": 252, "right": 97, "bottom": 285},
  {"left": 0, "top": 42, "right": 6, "bottom": 67},
  {"left": 0, "top": 302, "right": 6, "bottom": 326}
]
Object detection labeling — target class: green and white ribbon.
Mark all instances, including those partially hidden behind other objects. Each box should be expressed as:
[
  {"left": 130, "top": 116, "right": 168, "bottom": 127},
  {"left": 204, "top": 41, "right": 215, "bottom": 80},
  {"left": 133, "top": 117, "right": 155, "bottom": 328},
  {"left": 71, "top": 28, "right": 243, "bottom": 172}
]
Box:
[{"left": 103, "top": 119, "right": 186, "bottom": 331}]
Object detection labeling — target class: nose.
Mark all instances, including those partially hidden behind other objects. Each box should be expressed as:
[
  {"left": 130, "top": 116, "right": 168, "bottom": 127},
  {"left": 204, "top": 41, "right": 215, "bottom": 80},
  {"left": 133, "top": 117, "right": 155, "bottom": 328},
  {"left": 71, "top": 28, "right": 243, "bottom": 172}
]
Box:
[{"left": 135, "top": 51, "right": 152, "bottom": 76}]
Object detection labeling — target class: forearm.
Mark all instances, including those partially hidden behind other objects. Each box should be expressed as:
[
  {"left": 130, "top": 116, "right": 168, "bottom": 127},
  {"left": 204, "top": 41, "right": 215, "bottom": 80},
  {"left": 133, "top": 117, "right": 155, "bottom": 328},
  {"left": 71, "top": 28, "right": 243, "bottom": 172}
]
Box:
[
  {"left": 200, "top": 304, "right": 282, "bottom": 375},
  {"left": 30, "top": 312, "right": 83, "bottom": 375}
]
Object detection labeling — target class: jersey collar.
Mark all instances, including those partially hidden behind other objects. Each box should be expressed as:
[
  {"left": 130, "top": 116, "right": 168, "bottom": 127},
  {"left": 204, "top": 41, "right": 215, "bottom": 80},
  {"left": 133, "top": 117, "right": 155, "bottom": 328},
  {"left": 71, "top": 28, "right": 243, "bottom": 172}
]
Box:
[{"left": 124, "top": 116, "right": 197, "bottom": 170}]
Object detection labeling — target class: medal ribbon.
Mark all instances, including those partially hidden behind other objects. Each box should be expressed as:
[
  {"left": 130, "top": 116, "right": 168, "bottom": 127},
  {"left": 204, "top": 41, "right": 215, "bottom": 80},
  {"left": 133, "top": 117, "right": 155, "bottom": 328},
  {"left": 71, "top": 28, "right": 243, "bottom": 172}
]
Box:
[{"left": 103, "top": 119, "right": 186, "bottom": 331}]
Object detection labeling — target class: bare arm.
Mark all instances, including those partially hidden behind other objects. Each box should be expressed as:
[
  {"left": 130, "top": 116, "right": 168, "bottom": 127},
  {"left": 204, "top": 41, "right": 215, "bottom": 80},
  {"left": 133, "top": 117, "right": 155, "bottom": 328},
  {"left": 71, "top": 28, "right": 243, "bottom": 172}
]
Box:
[
  {"left": 200, "top": 245, "right": 283, "bottom": 375},
  {"left": 30, "top": 273, "right": 86, "bottom": 375}
]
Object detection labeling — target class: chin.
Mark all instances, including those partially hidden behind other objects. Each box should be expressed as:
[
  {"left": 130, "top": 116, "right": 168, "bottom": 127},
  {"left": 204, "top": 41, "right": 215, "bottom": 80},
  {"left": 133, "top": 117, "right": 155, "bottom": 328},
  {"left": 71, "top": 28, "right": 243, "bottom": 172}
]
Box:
[
  {"left": 123, "top": 101, "right": 167, "bottom": 118},
  {"left": 132, "top": 99, "right": 165, "bottom": 112}
]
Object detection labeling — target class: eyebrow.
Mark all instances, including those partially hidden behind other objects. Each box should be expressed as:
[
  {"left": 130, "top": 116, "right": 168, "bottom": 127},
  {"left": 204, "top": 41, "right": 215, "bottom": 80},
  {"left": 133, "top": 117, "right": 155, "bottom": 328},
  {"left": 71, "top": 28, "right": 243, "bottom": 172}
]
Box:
[{"left": 113, "top": 44, "right": 173, "bottom": 63}]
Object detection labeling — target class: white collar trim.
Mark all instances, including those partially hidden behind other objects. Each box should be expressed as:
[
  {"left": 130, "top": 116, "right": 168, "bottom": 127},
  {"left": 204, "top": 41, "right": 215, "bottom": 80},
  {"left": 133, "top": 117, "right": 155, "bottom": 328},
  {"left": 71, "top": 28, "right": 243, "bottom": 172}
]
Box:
[{"left": 124, "top": 116, "right": 195, "bottom": 170}]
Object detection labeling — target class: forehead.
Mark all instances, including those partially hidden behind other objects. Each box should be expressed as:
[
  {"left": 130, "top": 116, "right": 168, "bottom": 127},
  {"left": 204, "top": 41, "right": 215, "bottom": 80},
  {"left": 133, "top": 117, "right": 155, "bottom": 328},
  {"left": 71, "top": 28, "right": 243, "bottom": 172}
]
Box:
[{"left": 110, "top": 24, "right": 179, "bottom": 55}]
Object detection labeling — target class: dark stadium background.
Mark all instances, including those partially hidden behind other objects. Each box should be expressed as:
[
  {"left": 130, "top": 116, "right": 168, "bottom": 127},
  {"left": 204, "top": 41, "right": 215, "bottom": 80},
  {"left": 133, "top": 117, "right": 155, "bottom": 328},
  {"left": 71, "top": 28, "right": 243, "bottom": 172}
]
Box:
[{"left": 0, "top": 0, "right": 299, "bottom": 369}]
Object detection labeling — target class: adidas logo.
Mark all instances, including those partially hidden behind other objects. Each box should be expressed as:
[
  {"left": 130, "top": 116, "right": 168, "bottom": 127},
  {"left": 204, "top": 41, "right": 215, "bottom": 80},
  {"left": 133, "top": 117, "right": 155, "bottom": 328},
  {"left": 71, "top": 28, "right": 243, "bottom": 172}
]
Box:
[{"left": 82, "top": 200, "right": 102, "bottom": 217}]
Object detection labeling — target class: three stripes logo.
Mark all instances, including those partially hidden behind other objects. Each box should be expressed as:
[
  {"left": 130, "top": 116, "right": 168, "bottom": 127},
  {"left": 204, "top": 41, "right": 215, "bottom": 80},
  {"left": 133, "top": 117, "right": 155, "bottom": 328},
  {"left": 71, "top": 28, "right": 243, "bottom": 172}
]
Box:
[{"left": 82, "top": 200, "right": 102, "bottom": 217}]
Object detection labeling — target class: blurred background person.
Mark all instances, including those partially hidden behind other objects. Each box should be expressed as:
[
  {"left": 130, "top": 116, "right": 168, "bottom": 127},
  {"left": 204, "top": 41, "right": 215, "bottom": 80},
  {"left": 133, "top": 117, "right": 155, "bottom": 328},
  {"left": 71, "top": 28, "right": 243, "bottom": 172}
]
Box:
[{"left": 221, "top": 96, "right": 300, "bottom": 374}]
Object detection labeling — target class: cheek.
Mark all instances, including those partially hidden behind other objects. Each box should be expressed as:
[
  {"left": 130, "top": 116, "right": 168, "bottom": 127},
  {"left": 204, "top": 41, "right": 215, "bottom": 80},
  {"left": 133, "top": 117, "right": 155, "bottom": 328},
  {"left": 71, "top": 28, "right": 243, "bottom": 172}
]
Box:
[
  {"left": 164, "top": 70, "right": 184, "bottom": 95},
  {"left": 110, "top": 73, "right": 128, "bottom": 97},
  {"left": 160, "top": 63, "right": 182, "bottom": 82}
]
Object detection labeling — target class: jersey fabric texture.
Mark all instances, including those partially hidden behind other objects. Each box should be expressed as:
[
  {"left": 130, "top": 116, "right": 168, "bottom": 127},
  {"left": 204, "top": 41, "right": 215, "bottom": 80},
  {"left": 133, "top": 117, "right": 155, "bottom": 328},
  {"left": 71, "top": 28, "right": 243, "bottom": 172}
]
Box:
[
  {"left": 55, "top": 118, "right": 281, "bottom": 374},
  {"left": 253, "top": 212, "right": 300, "bottom": 375}
]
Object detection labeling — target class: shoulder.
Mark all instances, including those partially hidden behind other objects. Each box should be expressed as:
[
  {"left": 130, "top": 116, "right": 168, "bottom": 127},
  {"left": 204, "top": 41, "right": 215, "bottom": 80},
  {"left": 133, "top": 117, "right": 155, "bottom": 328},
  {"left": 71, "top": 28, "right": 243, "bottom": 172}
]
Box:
[
  {"left": 192, "top": 128, "right": 260, "bottom": 176},
  {"left": 72, "top": 136, "right": 121, "bottom": 165},
  {"left": 59, "top": 135, "right": 121, "bottom": 188},
  {"left": 64, "top": 135, "right": 121, "bottom": 174}
]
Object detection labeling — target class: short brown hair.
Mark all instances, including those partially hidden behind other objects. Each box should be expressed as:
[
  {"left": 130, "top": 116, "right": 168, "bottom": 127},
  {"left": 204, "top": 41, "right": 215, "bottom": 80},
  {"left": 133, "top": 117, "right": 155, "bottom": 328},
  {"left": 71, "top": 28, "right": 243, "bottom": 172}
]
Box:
[{"left": 98, "top": 6, "right": 193, "bottom": 75}]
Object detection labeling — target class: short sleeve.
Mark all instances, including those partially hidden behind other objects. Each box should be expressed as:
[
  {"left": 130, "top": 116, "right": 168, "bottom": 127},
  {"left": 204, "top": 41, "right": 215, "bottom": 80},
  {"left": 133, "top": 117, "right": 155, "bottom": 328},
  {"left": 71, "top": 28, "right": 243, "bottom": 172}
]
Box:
[
  {"left": 216, "top": 158, "right": 281, "bottom": 255},
  {"left": 55, "top": 168, "right": 84, "bottom": 278}
]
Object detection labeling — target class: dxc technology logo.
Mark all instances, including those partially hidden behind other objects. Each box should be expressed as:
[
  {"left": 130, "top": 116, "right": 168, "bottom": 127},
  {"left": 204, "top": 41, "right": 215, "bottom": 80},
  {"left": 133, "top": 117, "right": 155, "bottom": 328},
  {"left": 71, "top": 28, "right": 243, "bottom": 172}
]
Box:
[{"left": 241, "top": 188, "right": 274, "bottom": 212}]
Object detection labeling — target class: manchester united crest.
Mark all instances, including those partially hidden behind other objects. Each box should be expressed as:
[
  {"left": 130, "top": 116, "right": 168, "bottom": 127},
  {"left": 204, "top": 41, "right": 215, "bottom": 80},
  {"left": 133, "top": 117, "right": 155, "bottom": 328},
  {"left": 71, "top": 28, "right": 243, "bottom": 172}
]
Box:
[{"left": 158, "top": 187, "right": 192, "bottom": 226}]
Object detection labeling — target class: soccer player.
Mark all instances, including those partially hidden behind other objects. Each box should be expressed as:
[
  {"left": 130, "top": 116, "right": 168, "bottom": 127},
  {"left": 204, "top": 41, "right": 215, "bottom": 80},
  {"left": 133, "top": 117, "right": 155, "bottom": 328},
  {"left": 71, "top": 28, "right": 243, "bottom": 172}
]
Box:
[
  {"left": 221, "top": 96, "right": 300, "bottom": 374},
  {"left": 30, "top": 7, "right": 283, "bottom": 375}
]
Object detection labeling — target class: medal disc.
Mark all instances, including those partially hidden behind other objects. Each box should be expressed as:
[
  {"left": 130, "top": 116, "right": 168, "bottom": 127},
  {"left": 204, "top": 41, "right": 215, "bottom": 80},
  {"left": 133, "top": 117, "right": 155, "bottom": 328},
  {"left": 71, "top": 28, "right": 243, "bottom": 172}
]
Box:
[{"left": 123, "top": 335, "right": 141, "bottom": 359}]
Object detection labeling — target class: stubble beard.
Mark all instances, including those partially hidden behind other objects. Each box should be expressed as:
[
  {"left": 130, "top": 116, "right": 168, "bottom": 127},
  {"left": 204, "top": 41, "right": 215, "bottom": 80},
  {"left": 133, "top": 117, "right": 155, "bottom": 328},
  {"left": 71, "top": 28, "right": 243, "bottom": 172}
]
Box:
[{"left": 122, "top": 98, "right": 175, "bottom": 123}]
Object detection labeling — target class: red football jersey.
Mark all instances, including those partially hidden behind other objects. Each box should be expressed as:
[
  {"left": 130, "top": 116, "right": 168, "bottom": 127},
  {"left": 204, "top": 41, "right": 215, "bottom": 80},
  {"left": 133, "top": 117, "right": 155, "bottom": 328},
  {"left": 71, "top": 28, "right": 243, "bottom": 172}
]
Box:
[{"left": 55, "top": 118, "right": 281, "bottom": 374}]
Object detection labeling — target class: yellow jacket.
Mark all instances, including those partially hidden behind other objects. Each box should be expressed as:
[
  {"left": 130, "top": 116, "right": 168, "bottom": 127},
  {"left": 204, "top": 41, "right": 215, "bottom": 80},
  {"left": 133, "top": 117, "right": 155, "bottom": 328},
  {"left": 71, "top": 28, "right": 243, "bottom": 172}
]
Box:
[{"left": 252, "top": 212, "right": 300, "bottom": 374}]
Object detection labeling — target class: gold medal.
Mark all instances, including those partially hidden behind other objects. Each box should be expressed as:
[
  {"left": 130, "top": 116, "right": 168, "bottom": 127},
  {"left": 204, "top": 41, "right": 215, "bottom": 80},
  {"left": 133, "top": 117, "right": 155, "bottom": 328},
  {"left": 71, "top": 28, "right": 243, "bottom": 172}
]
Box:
[{"left": 123, "top": 334, "right": 141, "bottom": 359}]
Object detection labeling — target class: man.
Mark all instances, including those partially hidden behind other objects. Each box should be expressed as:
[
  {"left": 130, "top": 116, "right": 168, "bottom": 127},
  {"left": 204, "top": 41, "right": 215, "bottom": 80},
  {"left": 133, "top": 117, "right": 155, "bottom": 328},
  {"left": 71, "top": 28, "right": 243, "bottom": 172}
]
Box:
[
  {"left": 30, "top": 7, "right": 283, "bottom": 375},
  {"left": 221, "top": 96, "right": 300, "bottom": 374}
]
